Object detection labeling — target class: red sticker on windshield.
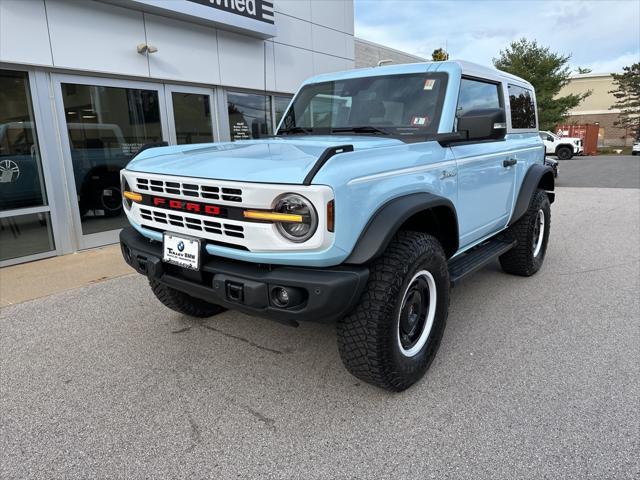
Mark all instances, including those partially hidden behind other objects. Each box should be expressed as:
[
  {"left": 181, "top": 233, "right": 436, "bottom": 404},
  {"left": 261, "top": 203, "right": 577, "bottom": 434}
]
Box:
[
  {"left": 411, "top": 115, "right": 430, "bottom": 126},
  {"left": 424, "top": 79, "right": 436, "bottom": 90}
]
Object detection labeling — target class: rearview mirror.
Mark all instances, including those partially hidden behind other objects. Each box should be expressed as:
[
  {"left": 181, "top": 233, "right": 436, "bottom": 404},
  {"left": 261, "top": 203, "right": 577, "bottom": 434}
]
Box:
[{"left": 457, "top": 108, "right": 506, "bottom": 142}]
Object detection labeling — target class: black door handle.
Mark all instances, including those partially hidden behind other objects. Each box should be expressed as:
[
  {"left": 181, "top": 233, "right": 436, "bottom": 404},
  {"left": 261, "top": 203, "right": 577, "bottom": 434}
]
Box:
[{"left": 503, "top": 158, "right": 517, "bottom": 167}]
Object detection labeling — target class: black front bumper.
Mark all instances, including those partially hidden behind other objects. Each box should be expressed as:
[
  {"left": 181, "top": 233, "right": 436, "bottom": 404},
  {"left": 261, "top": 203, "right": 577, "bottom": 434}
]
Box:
[{"left": 120, "top": 227, "right": 369, "bottom": 323}]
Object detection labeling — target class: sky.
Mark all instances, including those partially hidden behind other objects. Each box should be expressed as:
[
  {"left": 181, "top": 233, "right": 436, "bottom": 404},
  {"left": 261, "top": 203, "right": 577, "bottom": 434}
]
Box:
[{"left": 354, "top": 0, "right": 640, "bottom": 74}]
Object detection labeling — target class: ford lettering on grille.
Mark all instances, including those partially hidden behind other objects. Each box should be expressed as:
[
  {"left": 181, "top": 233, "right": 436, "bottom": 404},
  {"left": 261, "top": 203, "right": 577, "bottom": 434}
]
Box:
[{"left": 144, "top": 195, "right": 226, "bottom": 218}]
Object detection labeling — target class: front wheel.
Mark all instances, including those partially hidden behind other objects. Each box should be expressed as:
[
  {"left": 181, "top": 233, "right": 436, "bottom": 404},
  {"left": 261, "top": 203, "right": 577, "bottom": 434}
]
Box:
[
  {"left": 499, "top": 189, "right": 551, "bottom": 276},
  {"left": 556, "top": 146, "right": 573, "bottom": 160},
  {"left": 337, "top": 231, "right": 450, "bottom": 391}
]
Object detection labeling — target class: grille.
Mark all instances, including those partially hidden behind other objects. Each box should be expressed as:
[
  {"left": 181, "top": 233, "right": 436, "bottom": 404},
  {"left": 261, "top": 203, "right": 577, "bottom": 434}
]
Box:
[
  {"left": 135, "top": 177, "right": 243, "bottom": 203},
  {"left": 139, "top": 208, "right": 245, "bottom": 238}
]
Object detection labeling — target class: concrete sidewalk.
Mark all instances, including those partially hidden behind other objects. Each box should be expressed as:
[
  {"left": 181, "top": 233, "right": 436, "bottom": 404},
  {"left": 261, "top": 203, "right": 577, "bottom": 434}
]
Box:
[{"left": 0, "top": 244, "right": 132, "bottom": 307}]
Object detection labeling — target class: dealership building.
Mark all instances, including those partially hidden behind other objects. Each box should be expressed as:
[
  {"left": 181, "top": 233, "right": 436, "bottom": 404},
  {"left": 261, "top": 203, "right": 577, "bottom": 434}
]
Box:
[{"left": 0, "top": 0, "right": 403, "bottom": 266}]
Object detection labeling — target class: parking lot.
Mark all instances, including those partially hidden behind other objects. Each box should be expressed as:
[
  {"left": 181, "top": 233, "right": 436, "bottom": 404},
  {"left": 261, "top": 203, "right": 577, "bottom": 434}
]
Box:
[{"left": 1, "top": 156, "right": 639, "bottom": 479}]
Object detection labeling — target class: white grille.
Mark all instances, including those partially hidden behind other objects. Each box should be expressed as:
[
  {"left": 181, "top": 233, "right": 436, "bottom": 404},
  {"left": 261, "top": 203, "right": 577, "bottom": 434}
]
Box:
[
  {"left": 139, "top": 207, "right": 244, "bottom": 239},
  {"left": 122, "top": 169, "right": 335, "bottom": 253},
  {"left": 135, "top": 176, "right": 243, "bottom": 203}
]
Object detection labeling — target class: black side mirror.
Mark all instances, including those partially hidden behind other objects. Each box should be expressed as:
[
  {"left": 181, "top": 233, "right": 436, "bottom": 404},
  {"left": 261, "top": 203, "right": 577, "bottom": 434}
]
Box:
[{"left": 457, "top": 108, "right": 506, "bottom": 142}]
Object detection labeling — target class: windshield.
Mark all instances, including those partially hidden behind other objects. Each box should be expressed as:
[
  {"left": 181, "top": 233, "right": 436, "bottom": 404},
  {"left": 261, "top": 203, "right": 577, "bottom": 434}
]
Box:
[{"left": 278, "top": 72, "right": 447, "bottom": 140}]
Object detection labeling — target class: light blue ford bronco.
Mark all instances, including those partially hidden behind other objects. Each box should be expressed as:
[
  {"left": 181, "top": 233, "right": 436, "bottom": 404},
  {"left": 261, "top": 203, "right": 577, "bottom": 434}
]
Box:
[{"left": 119, "top": 61, "right": 554, "bottom": 391}]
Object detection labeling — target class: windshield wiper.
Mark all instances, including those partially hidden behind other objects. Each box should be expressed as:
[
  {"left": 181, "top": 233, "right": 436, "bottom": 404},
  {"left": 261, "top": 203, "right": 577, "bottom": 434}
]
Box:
[
  {"left": 331, "top": 126, "right": 391, "bottom": 136},
  {"left": 277, "top": 126, "right": 312, "bottom": 135}
]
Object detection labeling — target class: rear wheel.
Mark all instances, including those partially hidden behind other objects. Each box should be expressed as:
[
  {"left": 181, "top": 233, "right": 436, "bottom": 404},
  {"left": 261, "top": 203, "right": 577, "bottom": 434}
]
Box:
[
  {"left": 149, "top": 279, "right": 225, "bottom": 318},
  {"left": 337, "top": 231, "right": 450, "bottom": 391},
  {"left": 499, "top": 189, "right": 551, "bottom": 276},
  {"left": 556, "top": 146, "right": 573, "bottom": 160}
]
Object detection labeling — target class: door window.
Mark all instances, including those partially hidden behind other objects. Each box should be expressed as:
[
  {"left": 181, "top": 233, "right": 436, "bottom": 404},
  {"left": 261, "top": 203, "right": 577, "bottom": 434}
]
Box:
[
  {"left": 456, "top": 78, "right": 501, "bottom": 117},
  {"left": 0, "top": 70, "right": 55, "bottom": 262},
  {"left": 60, "top": 83, "right": 163, "bottom": 235},
  {"left": 508, "top": 84, "right": 536, "bottom": 129},
  {"left": 171, "top": 92, "right": 213, "bottom": 145},
  {"left": 227, "top": 92, "right": 272, "bottom": 141}
]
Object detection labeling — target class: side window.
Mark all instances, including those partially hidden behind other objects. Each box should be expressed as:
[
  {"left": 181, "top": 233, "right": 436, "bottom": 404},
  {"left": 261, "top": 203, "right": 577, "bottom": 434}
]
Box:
[
  {"left": 508, "top": 84, "right": 536, "bottom": 129},
  {"left": 456, "top": 78, "right": 501, "bottom": 117}
]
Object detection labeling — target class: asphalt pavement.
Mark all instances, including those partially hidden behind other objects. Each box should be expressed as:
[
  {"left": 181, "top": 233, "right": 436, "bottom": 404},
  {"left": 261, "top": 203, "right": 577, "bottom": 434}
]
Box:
[
  {"left": 555, "top": 154, "right": 640, "bottom": 189},
  {"left": 1, "top": 157, "right": 639, "bottom": 479}
]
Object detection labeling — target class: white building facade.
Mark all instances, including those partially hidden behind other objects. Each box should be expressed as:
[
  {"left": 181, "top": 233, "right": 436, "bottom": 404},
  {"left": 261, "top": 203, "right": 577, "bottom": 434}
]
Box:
[{"left": 0, "top": 0, "right": 354, "bottom": 265}]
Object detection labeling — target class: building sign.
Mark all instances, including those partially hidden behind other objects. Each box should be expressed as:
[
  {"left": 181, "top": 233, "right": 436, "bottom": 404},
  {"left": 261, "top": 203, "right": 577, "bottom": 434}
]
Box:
[
  {"left": 186, "top": 0, "right": 274, "bottom": 25},
  {"left": 100, "top": 0, "right": 276, "bottom": 39}
]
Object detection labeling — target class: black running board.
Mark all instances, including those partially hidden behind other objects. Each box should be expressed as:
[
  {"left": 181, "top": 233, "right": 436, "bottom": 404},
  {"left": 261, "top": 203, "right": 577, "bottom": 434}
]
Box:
[{"left": 448, "top": 238, "right": 516, "bottom": 286}]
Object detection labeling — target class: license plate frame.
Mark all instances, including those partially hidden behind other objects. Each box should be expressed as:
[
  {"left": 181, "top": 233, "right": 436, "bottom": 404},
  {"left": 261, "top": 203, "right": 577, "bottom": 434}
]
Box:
[{"left": 163, "top": 233, "right": 201, "bottom": 271}]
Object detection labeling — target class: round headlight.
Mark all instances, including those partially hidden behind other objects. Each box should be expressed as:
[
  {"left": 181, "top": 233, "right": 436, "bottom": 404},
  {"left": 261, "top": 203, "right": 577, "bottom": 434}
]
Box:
[{"left": 274, "top": 193, "right": 318, "bottom": 242}]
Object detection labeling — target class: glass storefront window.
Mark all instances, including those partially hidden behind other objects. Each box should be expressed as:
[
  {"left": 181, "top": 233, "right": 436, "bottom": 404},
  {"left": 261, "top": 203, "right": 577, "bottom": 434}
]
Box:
[
  {"left": 0, "top": 69, "right": 56, "bottom": 263},
  {"left": 0, "top": 71, "right": 48, "bottom": 212},
  {"left": 274, "top": 95, "right": 292, "bottom": 130},
  {"left": 0, "top": 212, "right": 55, "bottom": 262},
  {"left": 227, "top": 92, "right": 272, "bottom": 141},
  {"left": 60, "top": 83, "right": 163, "bottom": 235},
  {"left": 171, "top": 92, "right": 214, "bottom": 145}
]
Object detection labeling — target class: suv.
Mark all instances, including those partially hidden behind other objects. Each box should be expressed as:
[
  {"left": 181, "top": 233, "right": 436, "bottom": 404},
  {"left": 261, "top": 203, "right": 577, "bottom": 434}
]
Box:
[
  {"left": 119, "top": 61, "right": 554, "bottom": 391},
  {"left": 632, "top": 141, "right": 640, "bottom": 155},
  {"left": 539, "top": 130, "right": 583, "bottom": 159}
]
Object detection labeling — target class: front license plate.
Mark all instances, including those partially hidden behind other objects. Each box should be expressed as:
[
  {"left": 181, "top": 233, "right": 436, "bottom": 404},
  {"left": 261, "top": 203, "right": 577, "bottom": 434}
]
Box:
[{"left": 163, "top": 233, "right": 201, "bottom": 271}]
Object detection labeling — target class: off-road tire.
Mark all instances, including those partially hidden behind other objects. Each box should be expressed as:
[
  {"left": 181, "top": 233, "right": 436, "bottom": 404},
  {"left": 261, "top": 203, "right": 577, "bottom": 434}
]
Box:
[
  {"left": 499, "top": 189, "right": 551, "bottom": 276},
  {"left": 149, "top": 279, "right": 225, "bottom": 318},
  {"left": 556, "top": 146, "right": 573, "bottom": 160},
  {"left": 337, "top": 231, "right": 450, "bottom": 392}
]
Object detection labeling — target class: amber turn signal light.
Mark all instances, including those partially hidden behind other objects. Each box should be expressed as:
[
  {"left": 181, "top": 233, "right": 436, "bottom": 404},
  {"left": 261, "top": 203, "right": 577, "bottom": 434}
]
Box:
[
  {"left": 123, "top": 191, "right": 142, "bottom": 202},
  {"left": 243, "top": 210, "right": 304, "bottom": 223},
  {"left": 327, "top": 200, "right": 334, "bottom": 232}
]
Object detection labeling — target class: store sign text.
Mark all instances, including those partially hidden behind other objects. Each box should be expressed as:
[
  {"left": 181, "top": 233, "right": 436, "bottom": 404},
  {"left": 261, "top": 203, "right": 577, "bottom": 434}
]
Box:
[{"left": 186, "top": 0, "right": 274, "bottom": 24}]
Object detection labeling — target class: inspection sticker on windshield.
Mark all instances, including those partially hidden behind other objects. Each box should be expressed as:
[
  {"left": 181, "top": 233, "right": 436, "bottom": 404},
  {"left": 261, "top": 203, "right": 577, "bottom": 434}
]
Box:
[
  {"left": 423, "top": 79, "right": 436, "bottom": 90},
  {"left": 411, "top": 116, "right": 428, "bottom": 126},
  {"left": 163, "top": 233, "right": 200, "bottom": 271}
]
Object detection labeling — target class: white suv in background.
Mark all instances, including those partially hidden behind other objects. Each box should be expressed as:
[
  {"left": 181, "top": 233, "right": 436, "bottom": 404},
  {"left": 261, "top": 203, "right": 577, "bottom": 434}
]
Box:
[
  {"left": 539, "top": 131, "right": 583, "bottom": 160},
  {"left": 632, "top": 141, "right": 640, "bottom": 156}
]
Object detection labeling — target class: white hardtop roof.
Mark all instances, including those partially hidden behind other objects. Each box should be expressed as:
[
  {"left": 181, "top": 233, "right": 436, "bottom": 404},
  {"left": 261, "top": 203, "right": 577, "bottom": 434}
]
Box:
[{"left": 303, "top": 59, "right": 534, "bottom": 90}]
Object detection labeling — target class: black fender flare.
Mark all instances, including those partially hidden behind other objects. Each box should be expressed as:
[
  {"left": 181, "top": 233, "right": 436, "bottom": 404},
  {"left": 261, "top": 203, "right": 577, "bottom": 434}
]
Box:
[
  {"left": 344, "top": 192, "right": 459, "bottom": 265},
  {"left": 509, "top": 164, "right": 555, "bottom": 226}
]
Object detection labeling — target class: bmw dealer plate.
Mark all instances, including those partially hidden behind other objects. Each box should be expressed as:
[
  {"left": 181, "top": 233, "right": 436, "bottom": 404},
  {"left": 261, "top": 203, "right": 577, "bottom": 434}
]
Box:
[{"left": 163, "top": 233, "right": 201, "bottom": 271}]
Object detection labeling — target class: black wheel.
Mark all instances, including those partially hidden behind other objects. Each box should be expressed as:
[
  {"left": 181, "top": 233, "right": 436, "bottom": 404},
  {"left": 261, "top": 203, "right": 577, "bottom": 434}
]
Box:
[
  {"left": 337, "top": 231, "right": 450, "bottom": 391},
  {"left": 98, "top": 183, "right": 123, "bottom": 217},
  {"left": 556, "top": 146, "right": 572, "bottom": 160},
  {"left": 499, "top": 189, "right": 551, "bottom": 276},
  {"left": 149, "top": 279, "right": 226, "bottom": 318}
]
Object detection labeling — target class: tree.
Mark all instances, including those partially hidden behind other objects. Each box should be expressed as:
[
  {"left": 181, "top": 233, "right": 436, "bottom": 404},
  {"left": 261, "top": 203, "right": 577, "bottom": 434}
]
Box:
[
  {"left": 493, "top": 38, "right": 590, "bottom": 130},
  {"left": 609, "top": 63, "right": 640, "bottom": 140},
  {"left": 431, "top": 48, "right": 449, "bottom": 61}
]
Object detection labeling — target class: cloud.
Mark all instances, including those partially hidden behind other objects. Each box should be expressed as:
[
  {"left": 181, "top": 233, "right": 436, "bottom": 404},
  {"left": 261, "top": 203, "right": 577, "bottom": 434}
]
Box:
[
  {"left": 354, "top": 0, "right": 640, "bottom": 73},
  {"left": 586, "top": 52, "right": 640, "bottom": 75}
]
